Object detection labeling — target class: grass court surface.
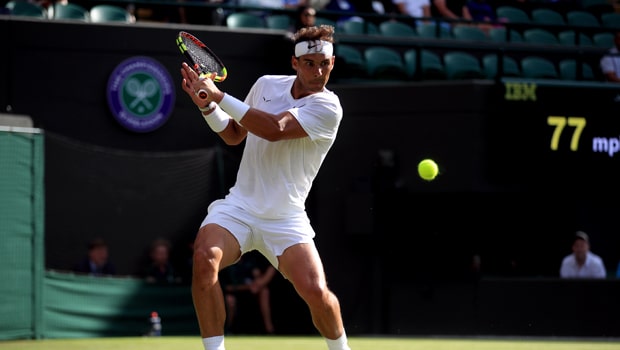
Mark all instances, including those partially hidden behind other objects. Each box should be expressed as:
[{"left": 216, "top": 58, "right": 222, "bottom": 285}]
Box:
[{"left": 2, "top": 336, "right": 619, "bottom": 350}]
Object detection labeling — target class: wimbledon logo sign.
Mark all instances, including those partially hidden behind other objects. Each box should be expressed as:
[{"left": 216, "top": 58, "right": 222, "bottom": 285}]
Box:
[{"left": 107, "top": 56, "right": 175, "bottom": 133}]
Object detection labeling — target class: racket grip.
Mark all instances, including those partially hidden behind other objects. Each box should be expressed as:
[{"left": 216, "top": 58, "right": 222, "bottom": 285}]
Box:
[{"left": 197, "top": 89, "right": 208, "bottom": 99}]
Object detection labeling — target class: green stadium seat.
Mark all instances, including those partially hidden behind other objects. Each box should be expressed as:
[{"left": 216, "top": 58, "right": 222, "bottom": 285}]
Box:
[
  {"left": 600, "top": 12, "right": 620, "bottom": 30},
  {"left": 489, "top": 27, "right": 523, "bottom": 43},
  {"left": 452, "top": 25, "right": 488, "bottom": 41},
  {"left": 52, "top": 2, "right": 89, "bottom": 21},
  {"left": 335, "top": 44, "right": 367, "bottom": 79},
  {"left": 558, "top": 30, "right": 594, "bottom": 46},
  {"left": 559, "top": 59, "right": 595, "bottom": 81},
  {"left": 226, "top": 12, "right": 266, "bottom": 28},
  {"left": 592, "top": 31, "right": 614, "bottom": 48},
  {"left": 89, "top": 4, "right": 134, "bottom": 23},
  {"left": 531, "top": 8, "right": 566, "bottom": 27},
  {"left": 521, "top": 56, "right": 559, "bottom": 79},
  {"left": 443, "top": 51, "right": 485, "bottom": 79},
  {"left": 482, "top": 54, "right": 521, "bottom": 79},
  {"left": 364, "top": 46, "right": 407, "bottom": 80},
  {"left": 379, "top": 20, "right": 416, "bottom": 37},
  {"left": 417, "top": 22, "right": 452, "bottom": 39},
  {"left": 496, "top": 6, "right": 531, "bottom": 24},
  {"left": 265, "top": 14, "right": 291, "bottom": 30},
  {"left": 341, "top": 20, "right": 379, "bottom": 35},
  {"left": 523, "top": 28, "right": 560, "bottom": 45},
  {"left": 4, "top": 0, "right": 47, "bottom": 18},
  {"left": 566, "top": 10, "right": 601, "bottom": 28},
  {"left": 403, "top": 49, "right": 446, "bottom": 80}
]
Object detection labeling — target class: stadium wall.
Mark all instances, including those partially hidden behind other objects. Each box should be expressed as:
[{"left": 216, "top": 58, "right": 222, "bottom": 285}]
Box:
[{"left": 1, "top": 16, "right": 620, "bottom": 339}]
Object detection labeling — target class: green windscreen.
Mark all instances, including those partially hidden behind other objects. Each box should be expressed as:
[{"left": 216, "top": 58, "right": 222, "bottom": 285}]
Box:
[{"left": 0, "top": 126, "right": 45, "bottom": 340}]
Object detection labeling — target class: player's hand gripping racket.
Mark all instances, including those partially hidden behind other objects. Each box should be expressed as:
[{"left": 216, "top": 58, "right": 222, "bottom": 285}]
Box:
[{"left": 176, "top": 31, "right": 228, "bottom": 99}]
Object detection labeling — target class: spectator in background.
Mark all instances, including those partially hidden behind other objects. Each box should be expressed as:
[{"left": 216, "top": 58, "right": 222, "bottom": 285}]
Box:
[
  {"left": 560, "top": 231, "right": 607, "bottom": 279},
  {"left": 284, "top": 0, "right": 309, "bottom": 7},
  {"left": 293, "top": 4, "right": 317, "bottom": 31},
  {"left": 220, "top": 251, "right": 277, "bottom": 334},
  {"left": 466, "top": 0, "right": 498, "bottom": 34},
  {"left": 600, "top": 31, "right": 620, "bottom": 82},
  {"left": 466, "top": 0, "right": 495, "bottom": 22},
  {"left": 431, "top": 0, "right": 472, "bottom": 29},
  {"left": 73, "top": 238, "right": 117, "bottom": 276},
  {"left": 392, "top": 0, "right": 432, "bottom": 25},
  {"left": 323, "top": 0, "right": 363, "bottom": 25},
  {"left": 350, "top": 0, "right": 397, "bottom": 15},
  {"left": 145, "top": 238, "right": 182, "bottom": 285}
]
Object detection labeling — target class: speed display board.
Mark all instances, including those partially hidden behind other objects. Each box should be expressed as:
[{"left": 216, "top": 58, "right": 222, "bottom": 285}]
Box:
[{"left": 487, "top": 78, "right": 620, "bottom": 191}]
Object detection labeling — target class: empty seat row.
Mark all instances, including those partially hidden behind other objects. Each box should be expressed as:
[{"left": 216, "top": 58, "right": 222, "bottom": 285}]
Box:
[
  {"left": 337, "top": 19, "right": 615, "bottom": 49},
  {"left": 452, "top": 25, "right": 613, "bottom": 48},
  {"left": 497, "top": 5, "right": 619, "bottom": 30},
  {"left": 3, "top": 1, "right": 135, "bottom": 23},
  {"left": 335, "top": 44, "right": 597, "bottom": 82},
  {"left": 225, "top": 11, "right": 338, "bottom": 30}
]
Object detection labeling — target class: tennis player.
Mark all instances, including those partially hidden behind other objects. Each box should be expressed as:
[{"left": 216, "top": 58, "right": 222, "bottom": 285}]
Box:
[{"left": 180, "top": 25, "right": 350, "bottom": 350}]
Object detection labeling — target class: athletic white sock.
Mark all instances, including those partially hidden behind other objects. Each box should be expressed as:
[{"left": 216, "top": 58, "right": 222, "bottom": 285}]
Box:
[
  {"left": 325, "top": 331, "right": 351, "bottom": 350},
  {"left": 202, "top": 335, "right": 225, "bottom": 350}
]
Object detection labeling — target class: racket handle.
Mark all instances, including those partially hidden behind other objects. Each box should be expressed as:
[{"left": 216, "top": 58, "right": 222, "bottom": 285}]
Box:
[{"left": 197, "top": 89, "right": 208, "bottom": 99}]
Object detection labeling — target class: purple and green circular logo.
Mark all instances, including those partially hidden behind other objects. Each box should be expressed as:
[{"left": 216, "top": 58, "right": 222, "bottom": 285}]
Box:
[{"left": 107, "top": 56, "right": 175, "bottom": 133}]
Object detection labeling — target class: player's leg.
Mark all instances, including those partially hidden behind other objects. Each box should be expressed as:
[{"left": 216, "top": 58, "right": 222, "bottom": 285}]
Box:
[
  {"left": 277, "top": 243, "right": 351, "bottom": 350},
  {"left": 192, "top": 223, "right": 242, "bottom": 340}
]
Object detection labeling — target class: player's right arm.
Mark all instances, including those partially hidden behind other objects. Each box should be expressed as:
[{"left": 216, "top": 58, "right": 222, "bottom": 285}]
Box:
[
  {"left": 193, "top": 74, "right": 309, "bottom": 143},
  {"left": 183, "top": 65, "right": 309, "bottom": 143}
]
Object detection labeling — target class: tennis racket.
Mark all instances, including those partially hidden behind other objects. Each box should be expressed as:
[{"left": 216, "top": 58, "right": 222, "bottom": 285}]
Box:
[{"left": 176, "top": 31, "right": 228, "bottom": 99}]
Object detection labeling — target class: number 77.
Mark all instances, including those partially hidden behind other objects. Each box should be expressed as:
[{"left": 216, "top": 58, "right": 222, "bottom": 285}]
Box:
[{"left": 547, "top": 116, "right": 586, "bottom": 151}]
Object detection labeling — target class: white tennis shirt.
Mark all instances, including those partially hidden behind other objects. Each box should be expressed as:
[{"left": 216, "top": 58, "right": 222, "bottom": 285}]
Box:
[
  {"left": 600, "top": 47, "right": 620, "bottom": 79},
  {"left": 224, "top": 75, "right": 343, "bottom": 219},
  {"left": 559, "top": 251, "right": 607, "bottom": 279}
]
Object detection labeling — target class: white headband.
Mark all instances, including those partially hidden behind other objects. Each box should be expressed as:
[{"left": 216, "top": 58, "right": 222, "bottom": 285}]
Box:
[{"left": 294, "top": 40, "right": 333, "bottom": 58}]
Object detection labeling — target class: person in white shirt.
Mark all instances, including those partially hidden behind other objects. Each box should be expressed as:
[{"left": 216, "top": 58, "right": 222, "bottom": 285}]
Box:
[
  {"left": 600, "top": 31, "right": 620, "bottom": 82},
  {"left": 392, "top": 0, "right": 431, "bottom": 20},
  {"left": 560, "top": 231, "right": 607, "bottom": 279},
  {"left": 180, "top": 25, "right": 349, "bottom": 350}
]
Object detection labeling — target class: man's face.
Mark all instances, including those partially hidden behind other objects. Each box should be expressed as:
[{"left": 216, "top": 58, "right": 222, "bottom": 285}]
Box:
[
  {"left": 292, "top": 53, "right": 335, "bottom": 94},
  {"left": 301, "top": 8, "right": 316, "bottom": 27},
  {"left": 151, "top": 245, "right": 169, "bottom": 265},
  {"left": 572, "top": 239, "right": 589, "bottom": 262},
  {"left": 89, "top": 246, "right": 109, "bottom": 266}
]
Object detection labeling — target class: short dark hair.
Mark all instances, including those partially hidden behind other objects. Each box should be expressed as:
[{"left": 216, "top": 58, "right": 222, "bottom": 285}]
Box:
[
  {"left": 293, "top": 25, "right": 335, "bottom": 45},
  {"left": 574, "top": 231, "right": 589, "bottom": 243}
]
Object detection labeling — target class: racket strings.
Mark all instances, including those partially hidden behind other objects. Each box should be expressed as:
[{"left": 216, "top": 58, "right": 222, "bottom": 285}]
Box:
[{"left": 183, "top": 38, "right": 223, "bottom": 78}]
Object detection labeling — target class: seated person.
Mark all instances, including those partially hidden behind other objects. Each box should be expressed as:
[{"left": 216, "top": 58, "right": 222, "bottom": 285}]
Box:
[
  {"left": 600, "top": 31, "right": 620, "bottom": 82},
  {"left": 431, "top": 0, "right": 472, "bottom": 29},
  {"left": 144, "top": 238, "right": 181, "bottom": 284},
  {"left": 73, "top": 238, "right": 117, "bottom": 276},
  {"left": 560, "top": 231, "right": 606, "bottom": 279},
  {"left": 466, "top": 0, "right": 499, "bottom": 33},
  {"left": 220, "top": 250, "right": 276, "bottom": 334}
]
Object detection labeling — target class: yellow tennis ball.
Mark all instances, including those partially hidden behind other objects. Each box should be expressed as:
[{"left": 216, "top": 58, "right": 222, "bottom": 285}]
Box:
[{"left": 418, "top": 159, "right": 439, "bottom": 181}]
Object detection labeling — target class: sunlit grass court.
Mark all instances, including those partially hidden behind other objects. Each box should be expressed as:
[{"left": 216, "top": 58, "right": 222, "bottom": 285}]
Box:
[{"left": 1, "top": 336, "right": 620, "bottom": 350}]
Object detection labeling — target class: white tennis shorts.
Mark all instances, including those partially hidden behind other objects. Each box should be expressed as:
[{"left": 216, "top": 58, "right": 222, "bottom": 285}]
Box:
[{"left": 200, "top": 199, "right": 316, "bottom": 269}]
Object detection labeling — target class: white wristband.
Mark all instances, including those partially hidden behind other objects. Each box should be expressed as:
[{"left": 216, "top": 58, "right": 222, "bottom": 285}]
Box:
[
  {"left": 202, "top": 102, "right": 229, "bottom": 133},
  {"left": 219, "top": 93, "right": 250, "bottom": 123}
]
